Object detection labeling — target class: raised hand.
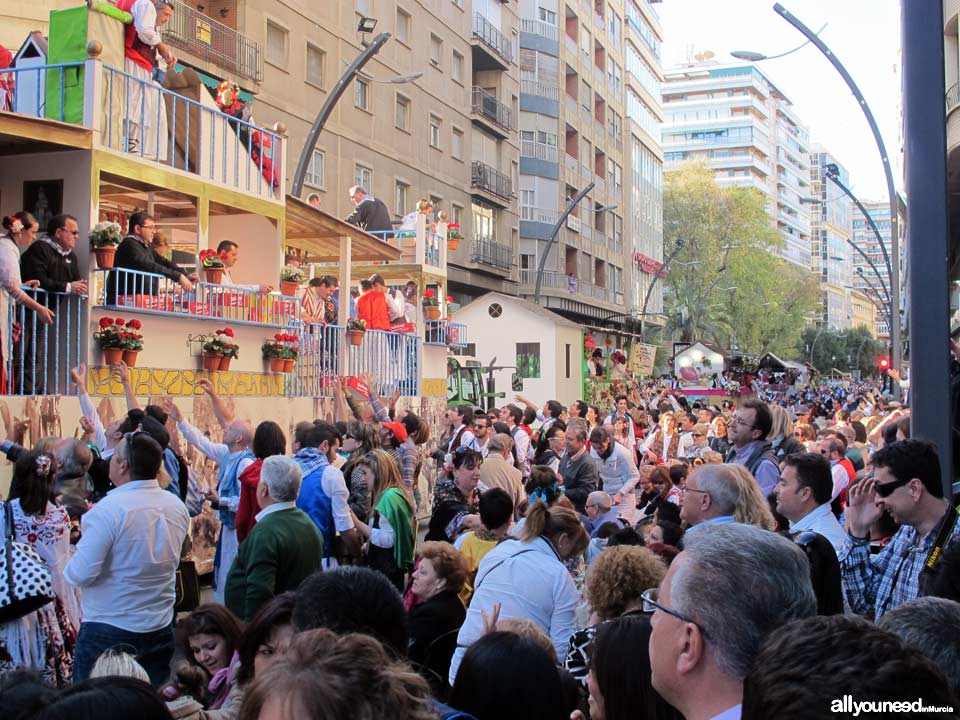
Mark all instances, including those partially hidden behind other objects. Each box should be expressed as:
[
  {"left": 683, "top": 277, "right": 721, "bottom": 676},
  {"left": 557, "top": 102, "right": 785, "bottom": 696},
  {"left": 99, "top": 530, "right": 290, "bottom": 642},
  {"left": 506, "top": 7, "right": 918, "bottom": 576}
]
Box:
[
  {"left": 111, "top": 361, "right": 130, "bottom": 385},
  {"left": 70, "top": 363, "right": 87, "bottom": 388},
  {"left": 845, "top": 478, "right": 883, "bottom": 539},
  {"left": 196, "top": 378, "right": 216, "bottom": 396},
  {"left": 162, "top": 399, "right": 183, "bottom": 423}
]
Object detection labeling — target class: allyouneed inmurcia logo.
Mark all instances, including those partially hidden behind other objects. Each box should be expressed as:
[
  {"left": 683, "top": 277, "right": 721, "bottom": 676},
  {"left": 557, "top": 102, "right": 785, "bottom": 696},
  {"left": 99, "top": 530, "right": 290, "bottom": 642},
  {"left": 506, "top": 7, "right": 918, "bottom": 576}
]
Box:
[{"left": 831, "top": 696, "right": 955, "bottom": 717}]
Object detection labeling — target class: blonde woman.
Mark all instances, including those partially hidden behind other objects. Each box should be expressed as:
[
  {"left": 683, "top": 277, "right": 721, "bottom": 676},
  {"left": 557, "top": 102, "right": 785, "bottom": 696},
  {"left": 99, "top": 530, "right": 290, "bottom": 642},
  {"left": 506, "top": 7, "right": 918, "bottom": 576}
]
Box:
[
  {"left": 726, "top": 465, "right": 777, "bottom": 530},
  {"left": 349, "top": 448, "right": 416, "bottom": 591}
]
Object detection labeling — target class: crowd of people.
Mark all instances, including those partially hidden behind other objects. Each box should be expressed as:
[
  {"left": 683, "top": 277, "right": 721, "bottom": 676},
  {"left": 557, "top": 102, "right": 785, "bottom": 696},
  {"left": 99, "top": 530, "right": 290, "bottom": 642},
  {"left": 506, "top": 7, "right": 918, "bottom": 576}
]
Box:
[{"left": 1, "top": 369, "right": 959, "bottom": 720}]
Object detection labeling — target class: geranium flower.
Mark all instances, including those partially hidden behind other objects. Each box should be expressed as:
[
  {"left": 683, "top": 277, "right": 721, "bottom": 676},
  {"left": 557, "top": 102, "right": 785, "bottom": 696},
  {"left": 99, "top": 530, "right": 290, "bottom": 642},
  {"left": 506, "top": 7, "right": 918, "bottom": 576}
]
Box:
[
  {"left": 445, "top": 296, "right": 453, "bottom": 303},
  {"left": 99, "top": 317, "right": 113, "bottom": 329},
  {"left": 126, "top": 319, "right": 142, "bottom": 330},
  {"left": 114, "top": 317, "right": 125, "bottom": 326},
  {"left": 223, "top": 328, "right": 235, "bottom": 337},
  {"left": 424, "top": 289, "right": 435, "bottom": 298}
]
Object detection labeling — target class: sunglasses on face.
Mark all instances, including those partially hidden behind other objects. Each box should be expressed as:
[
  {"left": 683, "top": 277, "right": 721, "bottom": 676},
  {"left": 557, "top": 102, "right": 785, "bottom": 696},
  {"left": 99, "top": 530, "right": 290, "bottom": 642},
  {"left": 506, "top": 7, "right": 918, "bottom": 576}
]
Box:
[{"left": 873, "top": 476, "right": 913, "bottom": 498}]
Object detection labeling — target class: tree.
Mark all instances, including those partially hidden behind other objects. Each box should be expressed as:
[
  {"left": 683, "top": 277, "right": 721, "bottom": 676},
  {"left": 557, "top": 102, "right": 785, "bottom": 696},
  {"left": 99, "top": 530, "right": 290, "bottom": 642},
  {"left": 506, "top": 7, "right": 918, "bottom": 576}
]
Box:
[
  {"left": 662, "top": 161, "right": 819, "bottom": 355},
  {"left": 800, "top": 325, "right": 883, "bottom": 377}
]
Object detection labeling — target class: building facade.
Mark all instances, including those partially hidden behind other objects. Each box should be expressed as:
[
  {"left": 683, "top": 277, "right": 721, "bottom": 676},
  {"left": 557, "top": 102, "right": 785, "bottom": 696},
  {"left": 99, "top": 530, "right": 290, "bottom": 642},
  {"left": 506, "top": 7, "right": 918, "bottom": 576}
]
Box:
[
  {"left": 514, "top": 0, "right": 664, "bottom": 330},
  {"left": 809, "top": 146, "right": 855, "bottom": 330},
  {"left": 661, "top": 62, "right": 813, "bottom": 269}
]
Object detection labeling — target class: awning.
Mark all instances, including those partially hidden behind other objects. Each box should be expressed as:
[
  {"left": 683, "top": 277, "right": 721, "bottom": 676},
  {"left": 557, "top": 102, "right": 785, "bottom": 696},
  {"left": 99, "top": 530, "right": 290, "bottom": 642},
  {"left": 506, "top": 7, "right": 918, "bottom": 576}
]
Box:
[{"left": 284, "top": 195, "right": 401, "bottom": 262}]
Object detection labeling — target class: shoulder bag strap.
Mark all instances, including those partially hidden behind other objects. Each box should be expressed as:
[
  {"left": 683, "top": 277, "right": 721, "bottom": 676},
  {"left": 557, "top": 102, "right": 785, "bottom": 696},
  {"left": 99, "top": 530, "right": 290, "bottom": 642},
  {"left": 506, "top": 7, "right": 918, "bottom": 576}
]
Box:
[
  {"left": 473, "top": 544, "right": 538, "bottom": 592},
  {"left": 924, "top": 504, "right": 960, "bottom": 574},
  {"left": 4, "top": 501, "right": 15, "bottom": 602}
]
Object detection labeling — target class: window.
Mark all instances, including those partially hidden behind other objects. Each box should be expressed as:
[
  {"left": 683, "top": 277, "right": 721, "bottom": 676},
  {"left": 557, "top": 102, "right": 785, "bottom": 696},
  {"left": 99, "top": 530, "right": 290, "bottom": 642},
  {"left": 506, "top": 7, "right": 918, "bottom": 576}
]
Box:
[
  {"left": 355, "top": 77, "right": 369, "bottom": 109},
  {"left": 538, "top": 7, "right": 557, "bottom": 24},
  {"left": 396, "top": 8, "right": 411, "bottom": 44},
  {"left": 395, "top": 181, "right": 409, "bottom": 216},
  {"left": 355, "top": 165, "right": 372, "bottom": 190},
  {"left": 520, "top": 189, "right": 535, "bottom": 219},
  {"left": 452, "top": 127, "right": 464, "bottom": 159},
  {"left": 452, "top": 204, "right": 463, "bottom": 225},
  {"left": 305, "top": 149, "right": 325, "bottom": 188},
  {"left": 430, "top": 35, "right": 443, "bottom": 67},
  {"left": 396, "top": 95, "right": 410, "bottom": 130},
  {"left": 266, "top": 21, "right": 287, "bottom": 66},
  {"left": 305, "top": 44, "right": 324, "bottom": 86},
  {"left": 452, "top": 51, "right": 464, "bottom": 84},
  {"left": 430, "top": 115, "right": 441, "bottom": 149},
  {"left": 516, "top": 342, "right": 541, "bottom": 379}
]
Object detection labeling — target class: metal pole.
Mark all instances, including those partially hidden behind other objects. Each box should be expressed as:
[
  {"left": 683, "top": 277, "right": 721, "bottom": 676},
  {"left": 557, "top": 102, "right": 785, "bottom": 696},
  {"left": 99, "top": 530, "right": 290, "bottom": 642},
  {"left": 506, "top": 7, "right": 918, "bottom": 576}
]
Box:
[
  {"left": 775, "top": 3, "right": 901, "bottom": 372},
  {"left": 291, "top": 32, "right": 391, "bottom": 198},
  {"left": 640, "top": 238, "right": 686, "bottom": 339},
  {"left": 902, "top": 1, "right": 952, "bottom": 496},
  {"left": 534, "top": 182, "right": 594, "bottom": 305}
]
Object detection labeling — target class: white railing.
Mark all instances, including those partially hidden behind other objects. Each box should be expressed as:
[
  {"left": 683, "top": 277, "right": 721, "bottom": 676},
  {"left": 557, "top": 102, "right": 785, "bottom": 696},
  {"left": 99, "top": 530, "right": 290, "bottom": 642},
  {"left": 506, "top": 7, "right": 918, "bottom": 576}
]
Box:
[
  {"left": 6, "top": 289, "right": 85, "bottom": 396},
  {"left": 345, "top": 329, "right": 420, "bottom": 397},
  {"left": 521, "top": 79, "right": 560, "bottom": 100},
  {"left": 520, "top": 140, "right": 559, "bottom": 163},
  {"left": 284, "top": 324, "right": 342, "bottom": 398},
  {"left": 521, "top": 207, "right": 561, "bottom": 224},
  {"left": 520, "top": 18, "right": 559, "bottom": 41}
]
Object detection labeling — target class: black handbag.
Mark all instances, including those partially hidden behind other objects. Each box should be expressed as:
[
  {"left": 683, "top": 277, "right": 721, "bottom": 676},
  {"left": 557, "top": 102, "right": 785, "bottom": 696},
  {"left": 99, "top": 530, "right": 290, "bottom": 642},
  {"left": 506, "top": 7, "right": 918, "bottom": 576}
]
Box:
[
  {"left": 174, "top": 559, "right": 200, "bottom": 613},
  {"left": 0, "top": 500, "right": 56, "bottom": 622}
]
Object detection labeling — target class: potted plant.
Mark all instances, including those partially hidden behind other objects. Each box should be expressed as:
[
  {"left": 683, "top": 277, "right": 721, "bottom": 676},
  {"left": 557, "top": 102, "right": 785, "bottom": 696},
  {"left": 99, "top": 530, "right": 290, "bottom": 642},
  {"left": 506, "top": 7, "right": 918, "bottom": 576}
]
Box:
[
  {"left": 447, "top": 223, "right": 462, "bottom": 251},
  {"left": 262, "top": 332, "right": 292, "bottom": 372},
  {"left": 422, "top": 289, "right": 441, "bottom": 321},
  {"left": 347, "top": 318, "right": 367, "bottom": 346},
  {"left": 89, "top": 221, "right": 123, "bottom": 269},
  {"left": 93, "top": 316, "right": 142, "bottom": 366},
  {"left": 199, "top": 249, "right": 228, "bottom": 284},
  {"left": 281, "top": 333, "right": 299, "bottom": 372},
  {"left": 280, "top": 265, "right": 304, "bottom": 297},
  {"left": 202, "top": 328, "right": 233, "bottom": 371},
  {"left": 220, "top": 330, "right": 239, "bottom": 371}
]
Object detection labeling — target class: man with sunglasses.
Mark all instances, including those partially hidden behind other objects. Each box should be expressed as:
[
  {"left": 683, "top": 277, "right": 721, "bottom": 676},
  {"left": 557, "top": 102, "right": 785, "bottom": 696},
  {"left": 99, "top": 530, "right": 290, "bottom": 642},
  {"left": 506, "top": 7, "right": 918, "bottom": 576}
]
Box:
[
  {"left": 841, "top": 439, "right": 960, "bottom": 621},
  {"left": 17, "top": 213, "right": 87, "bottom": 393}
]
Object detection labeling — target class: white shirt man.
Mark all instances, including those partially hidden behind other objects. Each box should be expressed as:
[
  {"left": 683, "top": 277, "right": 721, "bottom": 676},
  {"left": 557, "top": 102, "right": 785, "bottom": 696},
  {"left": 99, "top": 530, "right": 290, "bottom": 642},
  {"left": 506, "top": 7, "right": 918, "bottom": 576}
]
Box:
[
  {"left": 774, "top": 452, "right": 845, "bottom": 554},
  {"left": 64, "top": 432, "right": 189, "bottom": 685},
  {"left": 820, "top": 437, "right": 851, "bottom": 501}
]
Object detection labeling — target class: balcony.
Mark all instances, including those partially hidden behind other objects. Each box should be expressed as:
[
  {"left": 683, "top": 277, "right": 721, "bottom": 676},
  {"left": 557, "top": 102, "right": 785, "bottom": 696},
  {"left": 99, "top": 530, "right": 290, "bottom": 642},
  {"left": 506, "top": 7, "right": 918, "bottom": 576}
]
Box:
[
  {"left": 162, "top": 1, "right": 262, "bottom": 83},
  {"left": 520, "top": 18, "right": 560, "bottom": 56},
  {"left": 425, "top": 320, "right": 469, "bottom": 348},
  {"left": 521, "top": 79, "right": 560, "bottom": 101},
  {"left": 948, "top": 82, "right": 960, "bottom": 115},
  {"left": 471, "top": 161, "right": 513, "bottom": 205},
  {"left": 472, "top": 13, "right": 513, "bottom": 70},
  {"left": 2, "top": 60, "right": 283, "bottom": 202},
  {"left": 471, "top": 87, "right": 513, "bottom": 137},
  {"left": 520, "top": 141, "right": 560, "bottom": 179},
  {"left": 470, "top": 237, "right": 513, "bottom": 271}
]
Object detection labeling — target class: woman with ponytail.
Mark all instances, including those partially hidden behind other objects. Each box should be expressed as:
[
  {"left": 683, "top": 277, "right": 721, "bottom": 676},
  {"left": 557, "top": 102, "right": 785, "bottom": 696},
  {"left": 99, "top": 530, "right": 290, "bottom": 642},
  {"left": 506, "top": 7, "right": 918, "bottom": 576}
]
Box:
[
  {"left": 0, "top": 212, "right": 54, "bottom": 393},
  {"left": 449, "top": 501, "right": 589, "bottom": 687}
]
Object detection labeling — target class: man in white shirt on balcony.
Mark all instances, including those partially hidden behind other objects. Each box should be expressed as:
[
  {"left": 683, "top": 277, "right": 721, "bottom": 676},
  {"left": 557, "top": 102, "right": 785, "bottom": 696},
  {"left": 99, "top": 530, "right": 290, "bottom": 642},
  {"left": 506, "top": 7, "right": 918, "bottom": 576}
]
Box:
[
  {"left": 217, "top": 239, "right": 273, "bottom": 293},
  {"left": 65, "top": 431, "right": 190, "bottom": 685}
]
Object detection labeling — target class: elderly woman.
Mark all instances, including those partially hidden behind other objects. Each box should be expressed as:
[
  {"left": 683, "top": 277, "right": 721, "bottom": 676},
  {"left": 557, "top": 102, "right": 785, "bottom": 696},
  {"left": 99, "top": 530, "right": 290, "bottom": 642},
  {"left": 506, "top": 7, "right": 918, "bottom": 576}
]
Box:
[
  {"left": 684, "top": 423, "right": 712, "bottom": 460},
  {"left": 564, "top": 546, "right": 667, "bottom": 687},
  {"left": 590, "top": 425, "right": 641, "bottom": 523},
  {"left": 407, "top": 541, "right": 468, "bottom": 700}
]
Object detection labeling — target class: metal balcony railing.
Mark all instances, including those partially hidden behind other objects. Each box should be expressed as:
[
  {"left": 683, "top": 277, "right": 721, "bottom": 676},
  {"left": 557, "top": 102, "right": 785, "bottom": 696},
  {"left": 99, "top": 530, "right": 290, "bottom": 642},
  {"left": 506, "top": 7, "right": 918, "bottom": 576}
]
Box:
[
  {"left": 472, "top": 87, "right": 513, "bottom": 131},
  {"left": 472, "top": 13, "right": 513, "bottom": 64},
  {"left": 520, "top": 18, "right": 559, "bottom": 41},
  {"left": 92, "top": 268, "right": 300, "bottom": 327},
  {"left": 345, "top": 329, "right": 420, "bottom": 397},
  {"left": 471, "top": 161, "right": 513, "bottom": 200},
  {"left": 425, "top": 320, "right": 468, "bottom": 348},
  {"left": 520, "top": 79, "right": 560, "bottom": 100},
  {"left": 521, "top": 207, "right": 561, "bottom": 224},
  {"left": 7, "top": 289, "right": 84, "bottom": 396},
  {"left": 470, "top": 237, "right": 513, "bottom": 271},
  {"left": 283, "top": 323, "right": 343, "bottom": 398},
  {"left": 948, "top": 82, "right": 960, "bottom": 115},
  {"left": 520, "top": 141, "right": 559, "bottom": 163},
  {"left": 162, "top": 1, "right": 263, "bottom": 83}
]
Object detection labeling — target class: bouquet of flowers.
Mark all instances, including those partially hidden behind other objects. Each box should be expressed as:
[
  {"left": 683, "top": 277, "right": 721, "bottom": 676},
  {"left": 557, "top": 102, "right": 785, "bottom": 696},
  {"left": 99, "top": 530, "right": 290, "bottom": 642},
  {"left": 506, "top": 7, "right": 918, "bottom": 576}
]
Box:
[
  {"left": 94, "top": 317, "right": 143, "bottom": 350},
  {"left": 203, "top": 327, "right": 235, "bottom": 355},
  {"left": 422, "top": 289, "right": 439, "bottom": 308},
  {"left": 199, "top": 249, "right": 227, "bottom": 268},
  {"left": 447, "top": 223, "right": 462, "bottom": 241},
  {"left": 89, "top": 221, "right": 123, "bottom": 248}
]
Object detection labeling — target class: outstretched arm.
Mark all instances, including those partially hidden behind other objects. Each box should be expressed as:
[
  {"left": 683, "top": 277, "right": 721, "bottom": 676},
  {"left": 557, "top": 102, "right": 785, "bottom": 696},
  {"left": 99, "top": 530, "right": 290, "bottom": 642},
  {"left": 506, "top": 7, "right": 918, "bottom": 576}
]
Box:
[
  {"left": 112, "top": 361, "right": 140, "bottom": 412},
  {"left": 72, "top": 364, "right": 107, "bottom": 451},
  {"left": 331, "top": 376, "right": 350, "bottom": 423},
  {"left": 197, "top": 378, "right": 233, "bottom": 428}
]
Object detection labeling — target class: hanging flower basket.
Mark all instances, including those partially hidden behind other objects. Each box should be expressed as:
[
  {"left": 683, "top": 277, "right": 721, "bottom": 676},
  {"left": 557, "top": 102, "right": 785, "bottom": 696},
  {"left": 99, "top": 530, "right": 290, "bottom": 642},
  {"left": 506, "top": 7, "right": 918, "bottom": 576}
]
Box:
[
  {"left": 94, "top": 246, "right": 116, "bottom": 269},
  {"left": 268, "top": 357, "right": 285, "bottom": 372},
  {"left": 94, "top": 316, "right": 144, "bottom": 366},
  {"left": 202, "top": 327, "right": 236, "bottom": 371}
]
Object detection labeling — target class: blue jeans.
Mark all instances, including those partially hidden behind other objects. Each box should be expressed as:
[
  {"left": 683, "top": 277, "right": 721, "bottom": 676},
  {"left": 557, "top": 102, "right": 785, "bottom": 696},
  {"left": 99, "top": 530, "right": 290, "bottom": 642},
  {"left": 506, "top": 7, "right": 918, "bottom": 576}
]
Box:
[{"left": 73, "top": 621, "right": 175, "bottom": 686}]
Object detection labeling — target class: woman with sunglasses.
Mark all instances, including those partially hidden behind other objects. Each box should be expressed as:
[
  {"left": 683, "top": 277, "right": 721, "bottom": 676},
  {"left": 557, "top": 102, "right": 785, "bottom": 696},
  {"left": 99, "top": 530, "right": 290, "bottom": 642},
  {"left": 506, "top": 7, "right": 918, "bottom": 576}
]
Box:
[
  {"left": 339, "top": 421, "right": 381, "bottom": 520},
  {"left": 534, "top": 423, "right": 567, "bottom": 474},
  {"left": 425, "top": 447, "right": 483, "bottom": 543}
]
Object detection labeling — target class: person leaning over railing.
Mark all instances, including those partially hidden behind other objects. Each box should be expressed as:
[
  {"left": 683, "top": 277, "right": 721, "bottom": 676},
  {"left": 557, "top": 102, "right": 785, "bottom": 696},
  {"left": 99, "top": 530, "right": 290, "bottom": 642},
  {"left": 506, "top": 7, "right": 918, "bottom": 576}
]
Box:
[{"left": 107, "top": 211, "right": 196, "bottom": 304}]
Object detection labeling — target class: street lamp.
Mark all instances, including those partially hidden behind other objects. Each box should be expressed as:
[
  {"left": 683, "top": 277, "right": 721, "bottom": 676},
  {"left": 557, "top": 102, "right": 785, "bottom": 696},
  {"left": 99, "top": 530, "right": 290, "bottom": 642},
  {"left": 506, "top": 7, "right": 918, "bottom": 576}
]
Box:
[
  {"left": 533, "top": 183, "right": 615, "bottom": 304},
  {"left": 808, "top": 321, "right": 840, "bottom": 371},
  {"left": 734, "top": 4, "right": 900, "bottom": 372},
  {"left": 730, "top": 22, "right": 827, "bottom": 61},
  {"left": 292, "top": 27, "right": 396, "bottom": 198}
]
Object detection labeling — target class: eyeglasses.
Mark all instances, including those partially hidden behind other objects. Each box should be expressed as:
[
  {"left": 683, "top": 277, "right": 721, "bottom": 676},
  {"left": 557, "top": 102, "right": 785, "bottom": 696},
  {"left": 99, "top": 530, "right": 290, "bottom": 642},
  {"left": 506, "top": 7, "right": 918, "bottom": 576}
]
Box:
[
  {"left": 641, "top": 588, "right": 709, "bottom": 638},
  {"left": 873, "top": 476, "right": 913, "bottom": 498},
  {"left": 729, "top": 417, "right": 755, "bottom": 429},
  {"left": 684, "top": 487, "right": 709, "bottom": 497},
  {"left": 691, "top": 432, "right": 705, "bottom": 438}
]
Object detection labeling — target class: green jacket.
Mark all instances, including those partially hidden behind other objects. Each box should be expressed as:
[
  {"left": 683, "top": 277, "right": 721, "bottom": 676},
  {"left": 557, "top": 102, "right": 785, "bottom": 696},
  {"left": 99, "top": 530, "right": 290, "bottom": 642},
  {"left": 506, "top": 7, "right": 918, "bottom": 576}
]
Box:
[{"left": 225, "top": 505, "right": 323, "bottom": 620}]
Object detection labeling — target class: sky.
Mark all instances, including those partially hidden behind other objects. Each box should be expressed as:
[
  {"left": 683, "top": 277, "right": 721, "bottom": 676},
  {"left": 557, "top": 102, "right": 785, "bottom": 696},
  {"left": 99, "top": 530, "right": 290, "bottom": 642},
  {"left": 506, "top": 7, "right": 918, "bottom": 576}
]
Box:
[{"left": 657, "top": 0, "right": 902, "bottom": 200}]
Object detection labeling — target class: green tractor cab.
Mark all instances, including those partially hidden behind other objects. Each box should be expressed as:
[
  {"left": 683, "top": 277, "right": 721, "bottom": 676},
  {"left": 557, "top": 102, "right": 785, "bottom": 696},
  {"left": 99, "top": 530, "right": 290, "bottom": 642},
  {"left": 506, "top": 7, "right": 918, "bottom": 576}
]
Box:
[{"left": 447, "top": 355, "right": 523, "bottom": 410}]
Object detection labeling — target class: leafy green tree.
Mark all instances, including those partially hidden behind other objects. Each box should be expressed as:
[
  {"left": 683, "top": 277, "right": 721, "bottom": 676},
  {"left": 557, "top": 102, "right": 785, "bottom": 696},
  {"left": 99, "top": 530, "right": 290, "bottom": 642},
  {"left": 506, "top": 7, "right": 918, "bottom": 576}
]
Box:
[
  {"left": 800, "top": 325, "right": 883, "bottom": 377},
  {"left": 661, "top": 161, "right": 819, "bottom": 355}
]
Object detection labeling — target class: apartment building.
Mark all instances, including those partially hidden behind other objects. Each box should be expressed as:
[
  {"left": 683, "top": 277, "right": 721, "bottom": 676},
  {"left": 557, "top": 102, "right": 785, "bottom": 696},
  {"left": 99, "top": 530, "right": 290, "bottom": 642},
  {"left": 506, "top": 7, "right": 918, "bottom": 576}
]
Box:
[
  {"left": 852, "top": 200, "right": 897, "bottom": 339},
  {"left": 514, "top": 0, "right": 662, "bottom": 329},
  {"left": 662, "top": 62, "right": 813, "bottom": 269},
  {"left": 808, "top": 146, "right": 855, "bottom": 330}
]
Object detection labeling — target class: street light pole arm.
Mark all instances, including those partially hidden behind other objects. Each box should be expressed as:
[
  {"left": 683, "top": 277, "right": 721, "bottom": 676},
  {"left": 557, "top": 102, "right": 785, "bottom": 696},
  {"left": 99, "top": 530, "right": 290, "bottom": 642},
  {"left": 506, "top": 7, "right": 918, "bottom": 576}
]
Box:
[
  {"left": 291, "top": 32, "right": 391, "bottom": 198},
  {"left": 774, "top": 3, "right": 900, "bottom": 371},
  {"left": 534, "top": 182, "right": 594, "bottom": 305},
  {"left": 639, "top": 238, "right": 686, "bottom": 336}
]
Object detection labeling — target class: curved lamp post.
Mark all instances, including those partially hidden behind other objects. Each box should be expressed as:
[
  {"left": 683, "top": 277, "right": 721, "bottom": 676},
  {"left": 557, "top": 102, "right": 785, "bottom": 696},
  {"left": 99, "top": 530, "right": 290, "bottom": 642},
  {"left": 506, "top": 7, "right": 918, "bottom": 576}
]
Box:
[{"left": 732, "top": 3, "right": 900, "bottom": 372}]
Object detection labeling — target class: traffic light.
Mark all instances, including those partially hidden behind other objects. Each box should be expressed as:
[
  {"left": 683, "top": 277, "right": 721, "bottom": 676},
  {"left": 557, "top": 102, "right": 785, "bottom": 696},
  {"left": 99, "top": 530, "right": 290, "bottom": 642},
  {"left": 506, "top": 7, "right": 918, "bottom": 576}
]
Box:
[{"left": 878, "top": 357, "right": 890, "bottom": 372}]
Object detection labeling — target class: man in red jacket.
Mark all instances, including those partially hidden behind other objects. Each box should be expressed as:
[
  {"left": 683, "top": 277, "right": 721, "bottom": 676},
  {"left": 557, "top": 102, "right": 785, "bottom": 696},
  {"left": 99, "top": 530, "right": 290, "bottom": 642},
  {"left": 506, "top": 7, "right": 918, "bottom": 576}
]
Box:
[{"left": 356, "top": 274, "right": 391, "bottom": 331}]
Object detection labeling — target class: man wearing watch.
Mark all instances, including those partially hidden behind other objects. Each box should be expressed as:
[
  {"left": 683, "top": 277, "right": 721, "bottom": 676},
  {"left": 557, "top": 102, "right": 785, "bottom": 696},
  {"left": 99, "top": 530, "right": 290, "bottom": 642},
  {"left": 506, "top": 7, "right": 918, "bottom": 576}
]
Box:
[{"left": 840, "top": 439, "right": 960, "bottom": 621}]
